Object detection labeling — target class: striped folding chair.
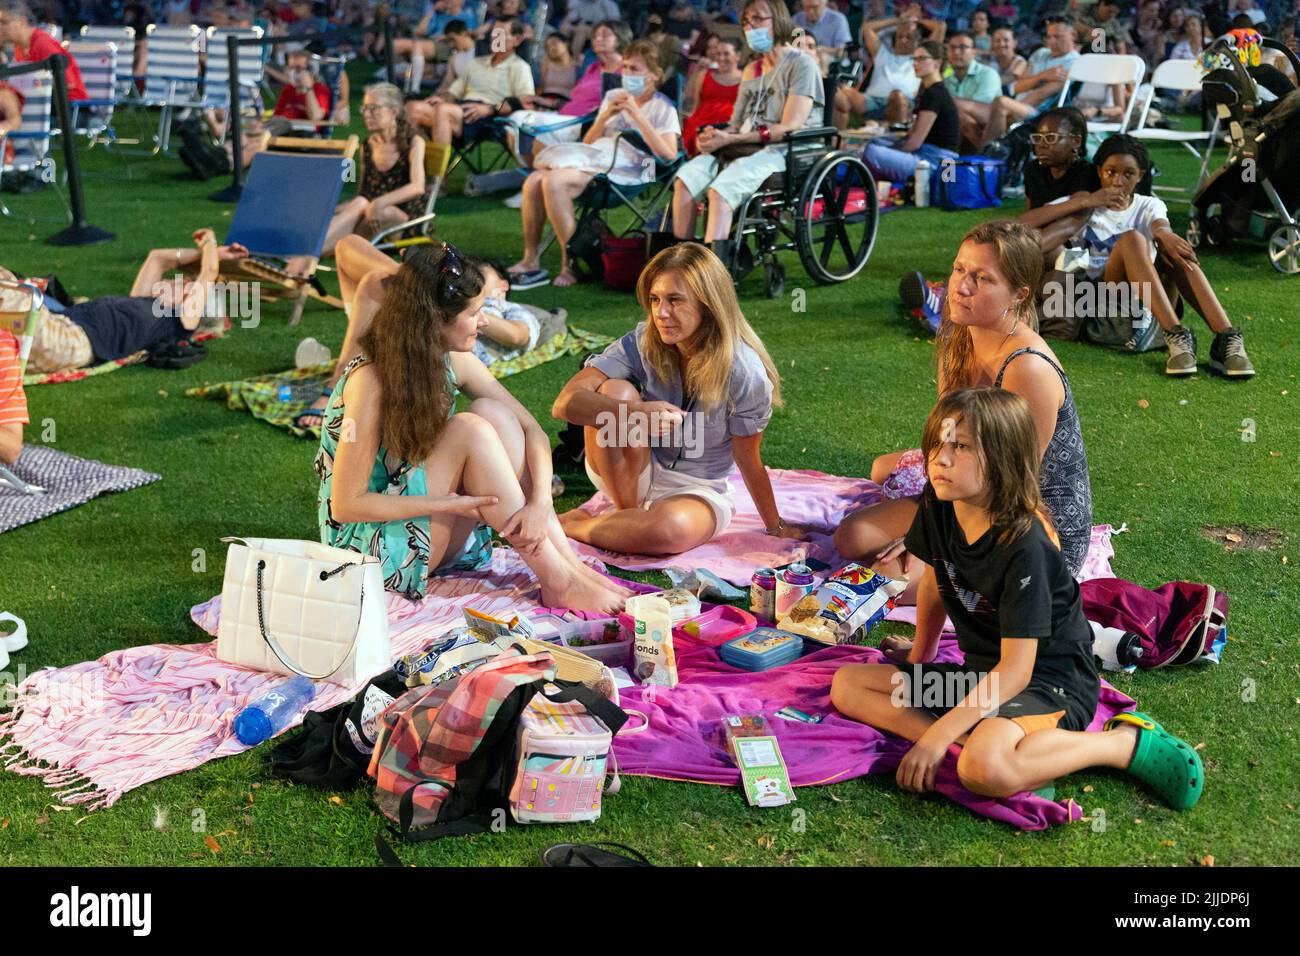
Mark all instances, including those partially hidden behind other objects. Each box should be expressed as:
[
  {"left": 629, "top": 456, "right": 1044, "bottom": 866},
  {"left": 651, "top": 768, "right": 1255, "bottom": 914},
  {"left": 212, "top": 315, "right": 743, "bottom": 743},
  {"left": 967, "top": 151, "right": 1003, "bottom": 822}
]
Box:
[
  {"left": 79, "top": 25, "right": 138, "bottom": 101},
  {"left": 65, "top": 40, "right": 119, "bottom": 147},
  {"left": 201, "top": 26, "right": 266, "bottom": 139},
  {"left": 0, "top": 70, "right": 62, "bottom": 219},
  {"left": 142, "top": 24, "right": 204, "bottom": 153},
  {"left": 0, "top": 279, "right": 46, "bottom": 494}
]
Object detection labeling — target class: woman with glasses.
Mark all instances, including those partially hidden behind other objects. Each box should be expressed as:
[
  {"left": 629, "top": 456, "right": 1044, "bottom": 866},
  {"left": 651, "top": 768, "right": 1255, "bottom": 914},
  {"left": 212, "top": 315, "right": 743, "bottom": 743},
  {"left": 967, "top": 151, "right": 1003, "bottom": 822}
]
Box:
[
  {"left": 668, "top": 0, "right": 824, "bottom": 253},
  {"left": 860, "top": 40, "right": 961, "bottom": 191},
  {"left": 315, "top": 83, "right": 431, "bottom": 261},
  {"left": 1016, "top": 108, "right": 1100, "bottom": 262},
  {"left": 316, "top": 243, "right": 632, "bottom": 612}
]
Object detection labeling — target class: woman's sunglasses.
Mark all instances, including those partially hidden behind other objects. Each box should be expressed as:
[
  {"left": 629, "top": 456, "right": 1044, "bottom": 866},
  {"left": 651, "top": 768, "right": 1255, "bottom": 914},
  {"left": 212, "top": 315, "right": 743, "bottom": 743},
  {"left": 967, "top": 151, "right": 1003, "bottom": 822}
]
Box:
[{"left": 438, "top": 242, "right": 467, "bottom": 302}]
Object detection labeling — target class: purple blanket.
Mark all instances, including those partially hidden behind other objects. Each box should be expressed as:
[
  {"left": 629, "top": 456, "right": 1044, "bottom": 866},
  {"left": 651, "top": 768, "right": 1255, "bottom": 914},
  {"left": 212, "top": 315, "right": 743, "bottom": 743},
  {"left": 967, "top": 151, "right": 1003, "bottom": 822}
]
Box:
[{"left": 612, "top": 635, "right": 1135, "bottom": 830}]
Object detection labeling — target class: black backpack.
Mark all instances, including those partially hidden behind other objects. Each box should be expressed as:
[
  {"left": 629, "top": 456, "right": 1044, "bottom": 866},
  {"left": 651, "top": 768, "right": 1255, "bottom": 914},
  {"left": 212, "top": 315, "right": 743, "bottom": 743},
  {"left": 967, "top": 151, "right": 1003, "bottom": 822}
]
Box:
[
  {"left": 268, "top": 669, "right": 409, "bottom": 790},
  {"left": 566, "top": 210, "right": 607, "bottom": 282}
]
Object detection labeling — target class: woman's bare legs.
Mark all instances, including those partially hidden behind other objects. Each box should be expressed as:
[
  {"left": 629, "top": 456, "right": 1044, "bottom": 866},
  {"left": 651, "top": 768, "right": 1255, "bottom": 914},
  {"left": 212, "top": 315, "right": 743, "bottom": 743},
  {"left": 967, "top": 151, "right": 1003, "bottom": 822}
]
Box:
[
  {"left": 557, "top": 378, "right": 717, "bottom": 555},
  {"left": 703, "top": 188, "right": 734, "bottom": 242},
  {"left": 321, "top": 196, "right": 371, "bottom": 259},
  {"left": 423, "top": 412, "right": 626, "bottom": 612},
  {"left": 509, "top": 170, "right": 549, "bottom": 273},
  {"left": 335, "top": 233, "right": 398, "bottom": 311},
  {"left": 468, "top": 397, "right": 635, "bottom": 598},
  {"left": 672, "top": 178, "right": 699, "bottom": 239},
  {"left": 542, "top": 167, "right": 594, "bottom": 285}
]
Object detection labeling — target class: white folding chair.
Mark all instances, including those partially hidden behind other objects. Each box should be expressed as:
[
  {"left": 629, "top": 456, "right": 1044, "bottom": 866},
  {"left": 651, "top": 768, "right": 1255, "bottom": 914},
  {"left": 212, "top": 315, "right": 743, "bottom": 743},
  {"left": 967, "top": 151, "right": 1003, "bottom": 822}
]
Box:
[
  {"left": 80, "top": 25, "right": 138, "bottom": 101},
  {"left": 200, "top": 26, "right": 267, "bottom": 141},
  {"left": 142, "top": 24, "right": 204, "bottom": 153},
  {"left": 1056, "top": 53, "right": 1147, "bottom": 135},
  {"left": 1128, "top": 58, "right": 1219, "bottom": 199},
  {"left": 0, "top": 71, "right": 61, "bottom": 219}
]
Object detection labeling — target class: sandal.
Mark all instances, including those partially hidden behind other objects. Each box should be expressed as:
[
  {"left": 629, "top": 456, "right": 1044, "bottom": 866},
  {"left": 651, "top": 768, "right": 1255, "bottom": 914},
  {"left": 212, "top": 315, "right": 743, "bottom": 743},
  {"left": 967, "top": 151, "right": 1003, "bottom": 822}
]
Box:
[
  {"left": 541, "top": 842, "right": 652, "bottom": 868},
  {"left": 292, "top": 388, "right": 332, "bottom": 432},
  {"left": 1104, "top": 710, "right": 1204, "bottom": 811}
]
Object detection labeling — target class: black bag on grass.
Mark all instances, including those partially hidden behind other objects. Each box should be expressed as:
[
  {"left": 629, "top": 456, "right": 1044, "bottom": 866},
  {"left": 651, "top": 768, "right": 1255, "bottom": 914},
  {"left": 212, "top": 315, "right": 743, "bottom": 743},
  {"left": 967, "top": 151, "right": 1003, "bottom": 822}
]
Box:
[
  {"left": 268, "top": 669, "right": 408, "bottom": 789},
  {"left": 567, "top": 210, "right": 607, "bottom": 282}
]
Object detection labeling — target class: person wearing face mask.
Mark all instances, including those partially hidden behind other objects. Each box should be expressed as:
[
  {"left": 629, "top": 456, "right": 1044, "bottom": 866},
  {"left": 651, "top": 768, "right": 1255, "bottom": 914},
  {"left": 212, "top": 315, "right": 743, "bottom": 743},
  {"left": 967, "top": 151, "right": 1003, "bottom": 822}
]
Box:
[
  {"left": 669, "top": 0, "right": 824, "bottom": 251},
  {"left": 507, "top": 41, "right": 681, "bottom": 289},
  {"left": 552, "top": 243, "right": 809, "bottom": 556},
  {"left": 682, "top": 33, "right": 744, "bottom": 156},
  {"left": 316, "top": 243, "right": 632, "bottom": 613}
]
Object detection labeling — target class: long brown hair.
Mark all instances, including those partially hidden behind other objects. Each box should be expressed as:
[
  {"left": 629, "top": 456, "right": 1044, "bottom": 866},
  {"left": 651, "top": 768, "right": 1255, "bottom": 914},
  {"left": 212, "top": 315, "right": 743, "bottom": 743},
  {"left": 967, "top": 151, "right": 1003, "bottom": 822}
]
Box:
[
  {"left": 937, "top": 220, "right": 1043, "bottom": 392},
  {"left": 635, "top": 242, "right": 782, "bottom": 411},
  {"left": 358, "top": 245, "right": 483, "bottom": 463},
  {"left": 920, "top": 387, "right": 1052, "bottom": 546}
]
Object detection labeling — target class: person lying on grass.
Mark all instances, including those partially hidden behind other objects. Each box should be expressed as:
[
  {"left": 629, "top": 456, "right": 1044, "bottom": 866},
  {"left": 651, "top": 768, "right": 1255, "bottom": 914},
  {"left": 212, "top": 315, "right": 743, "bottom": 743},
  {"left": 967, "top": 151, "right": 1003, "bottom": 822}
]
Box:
[
  {"left": 316, "top": 242, "right": 630, "bottom": 612},
  {"left": 295, "top": 236, "right": 551, "bottom": 429},
  {"left": 830, "top": 387, "right": 1204, "bottom": 810},
  {"left": 1019, "top": 134, "right": 1254, "bottom": 379},
  {"left": 1, "top": 229, "right": 246, "bottom": 375},
  {"left": 552, "top": 242, "right": 810, "bottom": 555},
  {"left": 836, "top": 219, "right": 1093, "bottom": 594}
]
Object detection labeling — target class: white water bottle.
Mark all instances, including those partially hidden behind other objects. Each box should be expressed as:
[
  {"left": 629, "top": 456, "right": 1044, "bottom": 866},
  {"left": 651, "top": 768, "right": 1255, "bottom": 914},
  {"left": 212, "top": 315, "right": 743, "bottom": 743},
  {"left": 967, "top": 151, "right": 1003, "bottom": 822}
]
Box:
[{"left": 914, "top": 159, "right": 931, "bottom": 208}]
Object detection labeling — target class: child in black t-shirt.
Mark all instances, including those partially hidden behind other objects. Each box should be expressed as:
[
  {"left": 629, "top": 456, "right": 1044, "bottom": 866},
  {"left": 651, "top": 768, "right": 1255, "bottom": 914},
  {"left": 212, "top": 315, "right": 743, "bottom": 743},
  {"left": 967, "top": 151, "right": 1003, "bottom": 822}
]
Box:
[{"left": 831, "top": 387, "right": 1204, "bottom": 810}]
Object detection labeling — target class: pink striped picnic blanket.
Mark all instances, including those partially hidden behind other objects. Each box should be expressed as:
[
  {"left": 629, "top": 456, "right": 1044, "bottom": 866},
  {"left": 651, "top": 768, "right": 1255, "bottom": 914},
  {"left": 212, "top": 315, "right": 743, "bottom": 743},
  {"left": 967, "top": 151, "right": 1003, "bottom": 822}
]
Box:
[
  {"left": 568, "top": 467, "right": 1119, "bottom": 585},
  {"left": 0, "top": 550, "right": 551, "bottom": 811}
]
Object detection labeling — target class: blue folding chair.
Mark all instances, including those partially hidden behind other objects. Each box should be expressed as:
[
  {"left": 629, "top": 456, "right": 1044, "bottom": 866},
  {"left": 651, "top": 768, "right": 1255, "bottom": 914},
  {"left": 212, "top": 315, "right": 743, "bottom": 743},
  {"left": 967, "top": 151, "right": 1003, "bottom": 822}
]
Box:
[{"left": 224, "top": 151, "right": 347, "bottom": 324}]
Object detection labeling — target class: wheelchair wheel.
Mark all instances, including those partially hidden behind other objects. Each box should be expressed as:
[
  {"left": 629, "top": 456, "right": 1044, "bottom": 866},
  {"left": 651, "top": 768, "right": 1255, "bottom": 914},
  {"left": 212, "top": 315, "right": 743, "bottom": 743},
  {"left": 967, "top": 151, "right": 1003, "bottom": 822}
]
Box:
[
  {"left": 795, "top": 152, "right": 878, "bottom": 284},
  {"left": 764, "top": 260, "right": 785, "bottom": 299}
]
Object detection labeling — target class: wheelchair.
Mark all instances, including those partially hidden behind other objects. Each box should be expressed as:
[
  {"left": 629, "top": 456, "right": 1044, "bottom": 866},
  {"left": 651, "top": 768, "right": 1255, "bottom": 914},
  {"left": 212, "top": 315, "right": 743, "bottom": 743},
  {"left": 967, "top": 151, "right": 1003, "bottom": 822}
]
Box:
[{"left": 709, "top": 126, "right": 880, "bottom": 298}]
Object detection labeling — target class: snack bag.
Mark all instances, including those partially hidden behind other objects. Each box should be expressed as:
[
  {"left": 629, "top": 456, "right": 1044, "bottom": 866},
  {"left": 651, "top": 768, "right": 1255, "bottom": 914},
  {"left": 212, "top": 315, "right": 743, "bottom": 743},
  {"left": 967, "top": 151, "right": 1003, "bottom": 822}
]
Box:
[
  {"left": 781, "top": 563, "right": 906, "bottom": 645},
  {"left": 627, "top": 594, "right": 679, "bottom": 688}
]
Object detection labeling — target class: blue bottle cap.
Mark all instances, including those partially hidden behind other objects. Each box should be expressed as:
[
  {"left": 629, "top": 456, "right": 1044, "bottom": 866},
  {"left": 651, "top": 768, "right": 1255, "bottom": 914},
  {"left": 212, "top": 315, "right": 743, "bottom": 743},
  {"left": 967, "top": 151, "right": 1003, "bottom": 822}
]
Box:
[{"left": 234, "top": 707, "right": 273, "bottom": 746}]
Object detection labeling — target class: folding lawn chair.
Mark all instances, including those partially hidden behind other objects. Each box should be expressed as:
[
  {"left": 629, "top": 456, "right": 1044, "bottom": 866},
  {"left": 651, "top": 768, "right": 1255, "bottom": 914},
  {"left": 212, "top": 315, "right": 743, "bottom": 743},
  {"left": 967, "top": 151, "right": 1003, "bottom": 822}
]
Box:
[
  {"left": 0, "top": 70, "right": 71, "bottom": 222},
  {"left": 1128, "top": 58, "right": 1220, "bottom": 201},
  {"left": 371, "top": 141, "right": 452, "bottom": 252},
  {"left": 141, "top": 24, "right": 204, "bottom": 153},
  {"left": 0, "top": 279, "right": 46, "bottom": 495},
  {"left": 1056, "top": 53, "right": 1148, "bottom": 136},
  {"left": 79, "top": 25, "right": 137, "bottom": 101},
  {"left": 199, "top": 26, "right": 267, "bottom": 141},
  {"left": 221, "top": 151, "right": 348, "bottom": 325},
  {"left": 65, "top": 40, "right": 122, "bottom": 150}
]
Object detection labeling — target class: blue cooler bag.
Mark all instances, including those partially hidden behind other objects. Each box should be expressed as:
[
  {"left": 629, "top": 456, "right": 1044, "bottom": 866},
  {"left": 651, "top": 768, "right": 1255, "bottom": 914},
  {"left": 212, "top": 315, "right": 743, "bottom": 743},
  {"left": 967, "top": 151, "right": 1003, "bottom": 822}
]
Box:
[{"left": 935, "top": 156, "right": 1005, "bottom": 210}]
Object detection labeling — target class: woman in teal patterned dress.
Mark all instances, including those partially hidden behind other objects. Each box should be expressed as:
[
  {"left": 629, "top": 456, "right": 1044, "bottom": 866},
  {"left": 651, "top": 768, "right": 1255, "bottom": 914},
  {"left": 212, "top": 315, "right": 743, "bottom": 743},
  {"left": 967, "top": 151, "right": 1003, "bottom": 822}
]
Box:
[{"left": 315, "top": 243, "right": 630, "bottom": 612}]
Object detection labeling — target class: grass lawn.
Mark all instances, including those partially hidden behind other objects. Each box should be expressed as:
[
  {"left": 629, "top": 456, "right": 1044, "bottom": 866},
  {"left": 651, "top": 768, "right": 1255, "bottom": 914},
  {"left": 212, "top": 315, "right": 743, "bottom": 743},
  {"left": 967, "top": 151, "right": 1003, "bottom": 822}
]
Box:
[{"left": 1, "top": 72, "right": 1297, "bottom": 866}]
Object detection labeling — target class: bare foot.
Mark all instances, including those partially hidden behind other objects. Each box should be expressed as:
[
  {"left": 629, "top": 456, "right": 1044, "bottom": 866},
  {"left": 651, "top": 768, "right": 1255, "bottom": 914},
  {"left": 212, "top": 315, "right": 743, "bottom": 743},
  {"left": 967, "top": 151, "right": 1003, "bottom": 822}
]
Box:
[
  {"left": 567, "top": 552, "right": 636, "bottom": 599},
  {"left": 542, "top": 567, "right": 627, "bottom": 615},
  {"left": 553, "top": 266, "right": 579, "bottom": 288},
  {"left": 284, "top": 255, "right": 315, "bottom": 277},
  {"left": 508, "top": 257, "right": 541, "bottom": 275}
]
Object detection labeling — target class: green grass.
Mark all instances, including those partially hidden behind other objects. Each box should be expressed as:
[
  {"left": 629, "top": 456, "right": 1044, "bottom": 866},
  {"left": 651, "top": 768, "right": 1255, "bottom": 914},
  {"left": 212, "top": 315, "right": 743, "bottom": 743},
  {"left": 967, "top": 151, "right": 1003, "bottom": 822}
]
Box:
[{"left": 1, "top": 75, "right": 1298, "bottom": 865}]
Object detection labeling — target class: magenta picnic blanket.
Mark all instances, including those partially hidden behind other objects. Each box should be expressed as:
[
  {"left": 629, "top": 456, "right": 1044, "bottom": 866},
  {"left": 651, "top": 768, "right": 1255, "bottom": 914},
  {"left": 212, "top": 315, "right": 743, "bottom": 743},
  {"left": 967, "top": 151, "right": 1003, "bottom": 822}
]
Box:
[
  {"left": 568, "top": 467, "right": 1119, "bottom": 585},
  {"left": 611, "top": 635, "right": 1135, "bottom": 830}
]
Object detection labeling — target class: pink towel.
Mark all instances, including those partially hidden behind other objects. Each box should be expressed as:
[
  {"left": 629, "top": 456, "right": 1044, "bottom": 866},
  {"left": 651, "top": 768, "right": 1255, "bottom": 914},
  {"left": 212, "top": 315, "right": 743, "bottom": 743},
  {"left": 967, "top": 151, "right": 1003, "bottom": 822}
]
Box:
[
  {"left": 569, "top": 467, "right": 1118, "bottom": 585},
  {"left": 611, "top": 635, "right": 1134, "bottom": 830},
  {"left": 0, "top": 550, "right": 558, "bottom": 810}
]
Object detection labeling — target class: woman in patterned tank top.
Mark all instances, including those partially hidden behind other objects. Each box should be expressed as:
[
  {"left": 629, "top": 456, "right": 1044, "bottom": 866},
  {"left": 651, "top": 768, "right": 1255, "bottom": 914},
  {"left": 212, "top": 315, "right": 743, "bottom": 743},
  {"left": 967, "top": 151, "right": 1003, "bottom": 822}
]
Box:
[{"left": 835, "top": 219, "right": 1093, "bottom": 595}]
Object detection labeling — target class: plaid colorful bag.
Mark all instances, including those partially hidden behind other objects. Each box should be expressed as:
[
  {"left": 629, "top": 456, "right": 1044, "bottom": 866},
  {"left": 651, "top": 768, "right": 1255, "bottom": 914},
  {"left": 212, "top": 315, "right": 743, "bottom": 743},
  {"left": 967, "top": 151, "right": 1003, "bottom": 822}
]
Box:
[{"left": 368, "top": 646, "right": 628, "bottom": 845}]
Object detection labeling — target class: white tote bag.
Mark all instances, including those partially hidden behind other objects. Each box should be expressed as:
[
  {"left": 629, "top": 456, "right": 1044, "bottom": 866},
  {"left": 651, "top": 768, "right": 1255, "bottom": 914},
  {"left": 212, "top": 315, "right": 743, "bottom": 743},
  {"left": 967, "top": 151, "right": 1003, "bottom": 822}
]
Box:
[{"left": 215, "top": 537, "right": 391, "bottom": 688}]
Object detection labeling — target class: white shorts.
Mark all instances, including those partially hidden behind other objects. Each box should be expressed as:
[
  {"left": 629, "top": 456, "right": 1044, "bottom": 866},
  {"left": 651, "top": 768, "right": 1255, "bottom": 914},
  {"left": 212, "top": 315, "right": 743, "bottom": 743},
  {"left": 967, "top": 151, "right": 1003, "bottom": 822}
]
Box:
[
  {"left": 504, "top": 109, "right": 584, "bottom": 161},
  {"left": 673, "top": 147, "right": 788, "bottom": 214},
  {"left": 584, "top": 455, "right": 735, "bottom": 538}
]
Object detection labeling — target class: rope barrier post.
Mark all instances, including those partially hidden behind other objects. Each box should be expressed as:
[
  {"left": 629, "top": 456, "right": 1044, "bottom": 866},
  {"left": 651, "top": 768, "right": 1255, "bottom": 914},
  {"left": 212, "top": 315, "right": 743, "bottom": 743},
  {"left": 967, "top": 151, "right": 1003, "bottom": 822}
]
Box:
[
  {"left": 209, "top": 33, "right": 245, "bottom": 202},
  {"left": 45, "top": 52, "right": 115, "bottom": 247}
]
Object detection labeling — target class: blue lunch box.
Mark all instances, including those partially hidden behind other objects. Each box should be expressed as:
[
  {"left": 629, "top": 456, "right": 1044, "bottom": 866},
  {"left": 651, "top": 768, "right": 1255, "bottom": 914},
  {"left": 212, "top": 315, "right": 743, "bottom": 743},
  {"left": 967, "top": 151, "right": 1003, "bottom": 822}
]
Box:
[{"left": 719, "top": 627, "right": 805, "bottom": 671}]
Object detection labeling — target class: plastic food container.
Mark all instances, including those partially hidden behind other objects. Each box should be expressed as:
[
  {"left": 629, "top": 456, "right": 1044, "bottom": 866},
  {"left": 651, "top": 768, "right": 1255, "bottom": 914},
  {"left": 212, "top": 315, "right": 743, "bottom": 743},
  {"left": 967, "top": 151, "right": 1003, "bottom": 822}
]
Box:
[
  {"left": 645, "top": 588, "right": 702, "bottom": 623},
  {"left": 673, "top": 605, "right": 758, "bottom": 647},
  {"left": 530, "top": 615, "right": 631, "bottom": 668},
  {"left": 719, "top": 627, "right": 805, "bottom": 672}
]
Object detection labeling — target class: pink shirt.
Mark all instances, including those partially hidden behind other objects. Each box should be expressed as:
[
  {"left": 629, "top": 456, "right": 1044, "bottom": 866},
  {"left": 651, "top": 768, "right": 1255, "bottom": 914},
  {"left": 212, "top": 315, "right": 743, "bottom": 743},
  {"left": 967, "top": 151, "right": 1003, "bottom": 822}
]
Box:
[{"left": 560, "top": 61, "right": 619, "bottom": 116}]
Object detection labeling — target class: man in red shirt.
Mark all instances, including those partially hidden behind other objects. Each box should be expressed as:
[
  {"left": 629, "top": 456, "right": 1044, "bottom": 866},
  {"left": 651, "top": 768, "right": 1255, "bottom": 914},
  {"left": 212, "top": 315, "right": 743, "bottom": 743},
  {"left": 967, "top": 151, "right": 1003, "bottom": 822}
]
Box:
[{"left": 0, "top": 1, "right": 88, "bottom": 103}]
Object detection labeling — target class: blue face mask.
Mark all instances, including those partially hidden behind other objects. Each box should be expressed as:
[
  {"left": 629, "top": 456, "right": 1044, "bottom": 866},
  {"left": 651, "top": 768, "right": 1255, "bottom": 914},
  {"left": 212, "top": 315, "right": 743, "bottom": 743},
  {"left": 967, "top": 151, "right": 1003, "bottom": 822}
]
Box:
[
  {"left": 622, "top": 73, "right": 647, "bottom": 95},
  {"left": 745, "top": 26, "right": 774, "bottom": 53}
]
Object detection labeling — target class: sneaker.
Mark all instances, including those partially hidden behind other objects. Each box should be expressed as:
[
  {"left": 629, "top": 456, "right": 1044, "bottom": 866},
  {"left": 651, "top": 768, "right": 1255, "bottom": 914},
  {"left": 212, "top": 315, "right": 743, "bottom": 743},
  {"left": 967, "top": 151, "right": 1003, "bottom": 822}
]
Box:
[
  {"left": 1164, "top": 324, "right": 1198, "bottom": 376},
  {"left": 503, "top": 189, "right": 524, "bottom": 209},
  {"left": 508, "top": 268, "right": 550, "bottom": 290},
  {"left": 1208, "top": 327, "right": 1255, "bottom": 378},
  {"left": 899, "top": 271, "right": 945, "bottom": 334},
  {"left": 1123, "top": 307, "right": 1164, "bottom": 353}
]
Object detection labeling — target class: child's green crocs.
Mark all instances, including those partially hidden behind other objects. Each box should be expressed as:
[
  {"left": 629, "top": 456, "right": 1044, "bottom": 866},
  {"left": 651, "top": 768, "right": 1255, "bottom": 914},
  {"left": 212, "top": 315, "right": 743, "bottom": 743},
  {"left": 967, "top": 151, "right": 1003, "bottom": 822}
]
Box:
[{"left": 1105, "top": 711, "right": 1204, "bottom": 810}]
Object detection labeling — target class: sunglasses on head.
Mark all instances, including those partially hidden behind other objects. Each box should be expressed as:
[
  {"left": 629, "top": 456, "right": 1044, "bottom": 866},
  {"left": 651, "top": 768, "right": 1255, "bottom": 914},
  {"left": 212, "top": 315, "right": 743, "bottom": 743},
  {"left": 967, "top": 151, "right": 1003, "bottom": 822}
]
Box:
[{"left": 438, "top": 242, "right": 466, "bottom": 301}]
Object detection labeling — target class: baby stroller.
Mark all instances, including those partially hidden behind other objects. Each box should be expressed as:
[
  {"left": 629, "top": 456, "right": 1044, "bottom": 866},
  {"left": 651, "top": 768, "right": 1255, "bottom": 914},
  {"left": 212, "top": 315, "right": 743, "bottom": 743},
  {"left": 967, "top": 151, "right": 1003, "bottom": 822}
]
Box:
[{"left": 1187, "top": 33, "right": 1300, "bottom": 274}]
